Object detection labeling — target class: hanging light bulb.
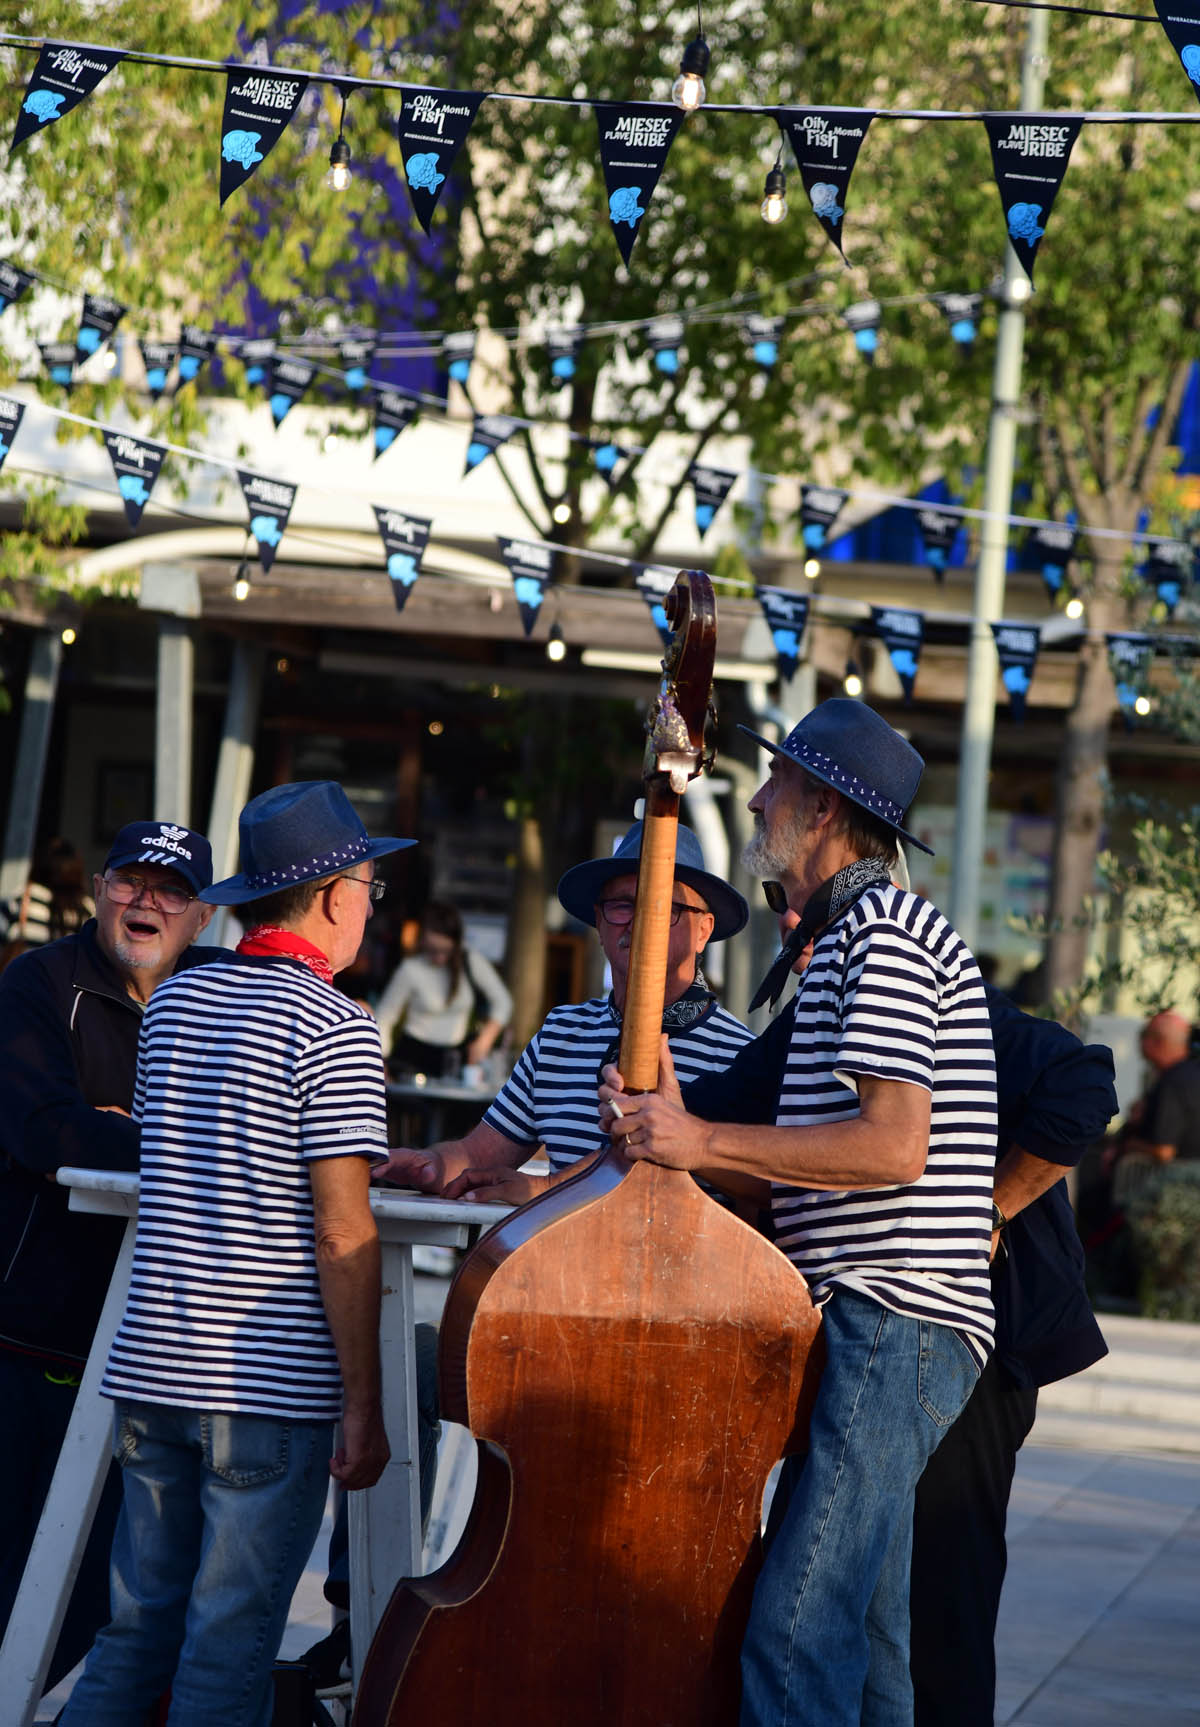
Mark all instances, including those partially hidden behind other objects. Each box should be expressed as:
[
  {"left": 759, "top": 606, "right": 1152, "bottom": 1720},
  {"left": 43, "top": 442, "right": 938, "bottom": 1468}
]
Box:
[
  {"left": 803, "top": 556, "right": 821, "bottom": 580},
  {"left": 1134, "top": 693, "right": 1152, "bottom": 717},
  {"left": 325, "top": 90, "right": 352, "bottom": 191},
  {"left": 546, "top": 622, "right": 567, "bottom": 663},
  {"left": 60, "top": 626, "right": 77, "bottom": 646},
  {"left": 1064, "top": 595, "right": 1084, "bottom": 619},
  {"left": 233, "top": 558, "right": 251, "bottom": 603},
  {"left": 760, "top": 163, "right": 788, "bottom": 226},
  {"left": 843, "top": 659, "right": 863, "bottom": 698},
  {"left": 552, "top": 501, "right": 572, "bottom": 525},
  {"left": 671, "top": 34, "right": 710, "bottom": 110}
]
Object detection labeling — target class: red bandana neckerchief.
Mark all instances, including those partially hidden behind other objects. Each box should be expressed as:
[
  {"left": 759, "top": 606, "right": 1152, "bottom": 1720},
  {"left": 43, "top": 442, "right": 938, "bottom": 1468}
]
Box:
[{"left": 237, "top": 924, "right": 335, "bottom": 985}]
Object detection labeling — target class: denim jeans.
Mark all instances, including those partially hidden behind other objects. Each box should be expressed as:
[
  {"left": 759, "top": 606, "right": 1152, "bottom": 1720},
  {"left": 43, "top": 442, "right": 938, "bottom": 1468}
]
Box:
[
  {"left": 741, "top": 1288, "right": 982, "bottom": 1727},
  {"left": 59, "top": 1400, "right": 332, "bottom": 1727}
]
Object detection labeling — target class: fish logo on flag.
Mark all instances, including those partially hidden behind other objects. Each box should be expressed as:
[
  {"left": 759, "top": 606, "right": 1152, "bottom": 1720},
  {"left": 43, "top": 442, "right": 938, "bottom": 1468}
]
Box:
[
  {"left": 139, "top": 339, "right": 176, "bottom": 399},
  {"left": 103, "top": 430, "right": 166, "bottom": 529},
  {"left": 397, "top": 88, "right": 485, "bottom": 234},
  {"left": 916, "top": 507, "right": 961, "bottom": 581},
  {"left": 498, "top": 537, "right": 557, "bottom": 636},
  {"left": 238, "top": 470, "right": 297, "bottom": 574},
  {"left": 267, "top": 356, "right": 315, "bottom": 427},
  {"left": 595, "top": 103, "right": 683, "bottom": 265},
  {"left": 756, "top": 587, "right": 810, "bottom": 683},
  {"left": 176, "top": 325, "right": 217, "bottom": 391},
  {"left": 773, "top": 108, "right": 875, "bottom": 259},
  {"left": 11, "top": 43, "right": 124, "bottom": 153},
  {"left": 687, "top": 465, "right": 737, "bottom": 541},
  {"left": 991, "top": 622, "right": 1040, "bottom": 722},
  {"left": 218, "top": 70, "right": 308, "bottom": 205},
  {"left": 871, "top": 605, "right": 925, "bottom": 702},
  {"left": 373, "top": 507, "right": 432, "bottom": 612},
  {"left": 983, "top": 116, "right": 1082, "bottom": 283}
]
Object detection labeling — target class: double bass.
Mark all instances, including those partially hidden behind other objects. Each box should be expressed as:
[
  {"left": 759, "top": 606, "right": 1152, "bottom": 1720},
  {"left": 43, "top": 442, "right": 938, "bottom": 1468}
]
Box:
[{"left": 354, "top": 570, "right": 822, "bottom": 1727}]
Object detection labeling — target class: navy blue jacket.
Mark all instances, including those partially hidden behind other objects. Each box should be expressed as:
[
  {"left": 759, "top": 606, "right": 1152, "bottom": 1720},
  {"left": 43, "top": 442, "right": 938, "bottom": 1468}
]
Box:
[
  {"left": 684, "top": 984, "right": 1116, "bottom": 1388},
  {"left": 0, "top": 920, "right": 223, "bottom": 1366}
]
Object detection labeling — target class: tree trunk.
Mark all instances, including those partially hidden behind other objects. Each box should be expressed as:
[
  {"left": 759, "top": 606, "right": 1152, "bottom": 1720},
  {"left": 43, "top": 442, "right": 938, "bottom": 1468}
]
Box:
[{"left": 507, "top": 809, "right": 548, "bottom": 1049}]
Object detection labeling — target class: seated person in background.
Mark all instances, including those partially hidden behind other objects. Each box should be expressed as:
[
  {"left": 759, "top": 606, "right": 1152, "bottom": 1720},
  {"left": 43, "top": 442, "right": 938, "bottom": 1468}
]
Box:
[
  {"left": 374, "top": 822, "right": 751, "bottom": 1204},
  {"left": 1119, "top": 1010, "right": 1200, "bottom": 1166},
  {"left": 375, "top": 899, "right": 512, "bottom": 1078}
]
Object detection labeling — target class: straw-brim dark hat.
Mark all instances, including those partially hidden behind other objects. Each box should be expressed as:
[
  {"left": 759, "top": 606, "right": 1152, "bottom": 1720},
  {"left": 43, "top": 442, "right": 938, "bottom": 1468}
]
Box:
[
  {"left": 556, "top": 820, "right": 748, "bottom": 941},
  {"left": 201, "top": 780, "right": 416, "bottom": 905}
]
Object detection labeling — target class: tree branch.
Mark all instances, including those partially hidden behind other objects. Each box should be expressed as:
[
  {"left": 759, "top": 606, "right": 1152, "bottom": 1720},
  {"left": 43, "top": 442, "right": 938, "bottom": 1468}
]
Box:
[
  {"left": 1131, "top": 359, "right": 1192, "bottom": 497},
  {"left": 1118, "top": 376, "right": 1160, "bottom": 494}
]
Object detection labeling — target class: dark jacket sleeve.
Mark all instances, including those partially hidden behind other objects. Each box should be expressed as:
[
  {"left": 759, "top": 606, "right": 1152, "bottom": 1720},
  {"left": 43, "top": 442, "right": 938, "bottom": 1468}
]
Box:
[
  {"left": 0, "top": 950, "right": 139, "bottom": 1175},
  {"left": 682, "top": 1002, "right": 796, "bottom": 1125},
  {"left": 986, "top": 987, "right": 1118, "bottom": 1167}
]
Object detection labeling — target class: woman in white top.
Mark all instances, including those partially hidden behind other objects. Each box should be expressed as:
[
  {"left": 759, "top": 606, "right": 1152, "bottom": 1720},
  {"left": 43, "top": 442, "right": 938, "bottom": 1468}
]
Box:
[{"left": 375, "top": 900, "right": 512, "bottom": 1078}]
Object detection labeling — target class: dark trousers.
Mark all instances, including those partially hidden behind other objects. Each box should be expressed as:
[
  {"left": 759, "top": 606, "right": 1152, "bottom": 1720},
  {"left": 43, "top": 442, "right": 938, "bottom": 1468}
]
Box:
[
  {"left": 909, "top": 1353, "right": 1038, "bottom": 1727},
  {"left": 0, "top": 1351, "right": 125, "bottom": 1691}
]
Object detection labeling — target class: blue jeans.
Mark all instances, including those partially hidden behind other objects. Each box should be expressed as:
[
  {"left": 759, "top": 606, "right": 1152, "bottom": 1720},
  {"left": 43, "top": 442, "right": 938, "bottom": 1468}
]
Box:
[
  {"left": 741, "top": 1289, "right": 982, "bottom": 1727},
  {"left": 60, "top": 1401, "right": 332, "bottom": 1727}
]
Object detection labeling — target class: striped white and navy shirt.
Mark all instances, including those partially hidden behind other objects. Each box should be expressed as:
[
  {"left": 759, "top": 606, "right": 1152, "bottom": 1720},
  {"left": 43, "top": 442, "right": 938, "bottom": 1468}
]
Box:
[
  {"left": 772, "top": 885, "right": 996, "bottom": 1365},
  {"left": 484, "top": 996, "right": 754, "bottom": 1172},
  {"left": 102, "top": 955, "right": 389, "bottom": 1421}
]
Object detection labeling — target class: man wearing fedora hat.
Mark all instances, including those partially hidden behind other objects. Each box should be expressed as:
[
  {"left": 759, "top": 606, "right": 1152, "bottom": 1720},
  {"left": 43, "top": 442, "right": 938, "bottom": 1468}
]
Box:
[
  {"left": 602, "top": 700, "right": 998, "bottom": 1727},
  {"left": 375, "top": 820, "right": 754, "bottom": 1204},
  {"left": 60, "top": 782, "right": 416, "bottom": 1727}
]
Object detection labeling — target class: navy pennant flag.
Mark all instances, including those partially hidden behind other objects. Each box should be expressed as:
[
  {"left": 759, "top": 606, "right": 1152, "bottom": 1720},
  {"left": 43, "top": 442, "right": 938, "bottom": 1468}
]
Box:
[
  {"left": 267, "top": 356, "right": 315, "bottom": 427},
  {"left": 0, "top": 261, "right": 35, "bottom": 316},
  {"left": 102, "top": 430, "right": 166, "bottom": 529},
  {"left": 936, "top": 292, "right": 984, "bottom": 353},
  {"left": 239, "top": 338, "right": 275, "bottom": 393},
  {"left": 373, "top": 507, "right": 432, "bottom": 611},
  {"left": 844, "top": 299, "right": 881, "bottom": 363},
  {"left": 688, "top": 464, "right": 737, "bottom": 540},
  {"left": 1141, "top": 538, "right": 1192, "bottom": 617},
  {"left": 176, "top": 325, "right": 217, "bottom": 390},
  {"left": 800, "top": 485, "right": 848, "bottom": 552},
  {"left": 76, "top": 293, "right": 126, "bottom": 367},
  {"left": 465, "top": 413, "right": 522, "bottom": 477},
  {"left": 219, "top": 67, "right": 308, "bottom": 205},
  {"left": 595, "top": 102, "right": 684, "bottom": 266},
  {"left": 916, "top": 506, "right": 961, "bottom": 581},
  {"left": 1153, "top": 0, "right": 1200, "bottom": 102},
  {"left": 0, "top": 396, "right": 25, "bottom": 473},
  {"left": 40, "top": 341, "right": 75, "bottom": 390},
  {"left": 11, "top": 42, "right": 124, "bottom": 153},
  {"left": 237, "top": 470, "right": 297, "bottom": 574},
  {"left": 871, "top": 605, "right": 925, "bottom": 702},
  {"left": 647, "top": 315, "right": 685, "bottom": 376},
  {"left": 756, "top": 586, "right": 810, "bottom": 683},
  {"left": 398, "top": 88, "right": 485, "bottom": 234},
  {"left": 139, "top": 339, "right": 176, "bottom": 399},
  {"left": 592, "top": 438, "right": 631, "bottom": 488},
  {"left": 745, "top": 315, "right": 785, "bottom": 370},
  {"left": 1106, "top": 632, "right": 1155, "bottom": 726},
  {"left": 633, "top": 564, "right": 677, "bottom": 648},
  {"left": 498, "top": 538, "right": 557, "bottom": 636},
  {"left": 373, "top": 389, "right": 419, "bottom": 459},
  {"left": 443, "top": 331, "right": 475, "bottom": 387},
  {"left": 547, "top": 328, "right": 583, "bottom": 382},
  {"left": 984, "top": 115, "right": 1082, "bottom": 283},
  {"left": 339, "top": 338, "right": 376, "bottom": 396},
  {"left": 991, "top": 622, "right": 1040, "bottom": 721},
  {"left": 774, "top": 108, "right": 875, "bottom": 259},
  {"left": 1023, "top": 522, "right": 1077, "bottom": 600}
]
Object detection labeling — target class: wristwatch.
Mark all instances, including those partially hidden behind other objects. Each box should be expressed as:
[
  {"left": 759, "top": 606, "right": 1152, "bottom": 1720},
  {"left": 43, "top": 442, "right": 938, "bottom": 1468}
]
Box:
[{"left": 991, "top": 1200, "right": 1008, "bottom": 1233}]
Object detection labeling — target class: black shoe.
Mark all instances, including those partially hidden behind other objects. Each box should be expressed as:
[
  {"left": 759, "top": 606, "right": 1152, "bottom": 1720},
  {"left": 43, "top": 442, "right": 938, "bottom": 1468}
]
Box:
[{"left": 297, "top": 1619, "right": 351, "bottom": 1691}]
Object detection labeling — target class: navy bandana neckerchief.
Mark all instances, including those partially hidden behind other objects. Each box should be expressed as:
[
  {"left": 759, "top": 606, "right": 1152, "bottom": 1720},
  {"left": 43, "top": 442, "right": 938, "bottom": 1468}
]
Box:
[{"left": 749, "top": 858, "right": 893, "bottom": 1013}]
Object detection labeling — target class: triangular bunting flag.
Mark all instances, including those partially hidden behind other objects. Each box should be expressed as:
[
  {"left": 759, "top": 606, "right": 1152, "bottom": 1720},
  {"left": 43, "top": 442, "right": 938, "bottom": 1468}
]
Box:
[
  {"left": 0, "top": 262, "right": 35, "bottom": 316},
  {"left": 237, "top": 470, "right": 297, "bottom": 574},
  {"left": 0, "top": 396, "right": 25, "bottom": 473},
  {"left": 633, "top": 564, "right": 677, "bottom": 648},
  {"left": 844, "top": 299, "right": 881, "bottom": 363},
  {"left": 339, "top": 337, "right": 376, "bottom": 395},
  {"left": 40, "top": 341, "right": 75, "bottom": 390},
  {"left": 1022, "top": 522, "right": 1077, "bottom": 600},
  {"left": 139, "top": 339, "right": 176, "bottom": 399},
  {"left": 935, "top": 292, "right": 983, "bottom": 354},
  {"left": 871, "top": 605, "right": 925, "bottom": 702},
  {"left": 464, "top": 413, "right": 522, "bottom": 476},
  {"left": 647, "top": 315, "right": 685, "bottom": 376},
  {"left": 76, "top": 292, "right": 126, "bottom": 367},
  {"left": 592, "top": 439, "right": 631, "bottom": 488},
  {"left": 983, "top": 115, "right": 1082, "bottom": 283},
  {"left": 1141, "top": 539, "right": 1192, "bottom": 618},
  {"left": 397, "top": 88, "right": 485, "bottom": 234},
  {"left": 547, "top": 328, "right": 583, "bottom": 382},
  {"left": 744, "top": 315, "right": 784, "bottom": 370},
  {"left": 219, "top": 68, "right": 308, "bottom": 205},
  {"left": 688, "top": 464, "right": 737, "bottom": 540},
  {"left": 1106, "top": 632, "right": 1155, "bottom": 727},
  {"left": 595, "top": 102, "right": 683, "bottom": 266},
  {"left": 238, "top": 338, "right": 275, "bottom": 392},
  {"left": 373, "top": 389, "right": 419, "bottom": 459},
  {"left": 800, "top": 485, "right": 848, "bottom": 552},
  {"left": 1152, "top": 0, "right": 1200, "bottom": 104},
  {"left": 11, "top": 42, "right": 124, "bottom": 153},
  {"left": 443, "top": 331, "right": 475, "bottom": 387},
  {"left": 991, "top": 622, "right": 1040, "bottom": 722},
  {"left": 756, "top": 586, "right": 810, "bottom": 683},
  {"left": 373, "top": 507, "right": 432, "bottom": 611},
  {"left": 176, "top": 324, "right": 217, "bottom": 390},
  {"left": 774, "top": 108, "right": 875, "bottom": 258},
  {"left": 498, "top": 537, "right": 557, "bottom": 636},
  {"left": 102, "top": 430, "right": 166, "bottom": 529},
  {"left": 268, "top": 355, "right": 315, "bottom": 427},
  {"left": 916, "top": 506, "right": 961, "bottom": 581}
]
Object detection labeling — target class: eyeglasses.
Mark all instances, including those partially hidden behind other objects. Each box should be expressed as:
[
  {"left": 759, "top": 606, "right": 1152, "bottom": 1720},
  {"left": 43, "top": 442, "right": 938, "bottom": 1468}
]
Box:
[
  {"left": 341, "top": 874, "right": 387, "bottom": 902},
  {"left": 762, "top": 880, "right": 789, "bottom": 915},
  {"left": 103, "top": 872, "right": 194, "bottom": 916},
  {"left": 595, "top": 897, "right": 705, "bottom": 928}
]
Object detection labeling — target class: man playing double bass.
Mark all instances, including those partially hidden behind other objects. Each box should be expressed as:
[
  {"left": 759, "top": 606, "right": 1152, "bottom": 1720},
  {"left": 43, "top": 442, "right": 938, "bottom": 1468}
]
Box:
[{"left": 603, "top": 700, "right": 997, "bottom": 1727}]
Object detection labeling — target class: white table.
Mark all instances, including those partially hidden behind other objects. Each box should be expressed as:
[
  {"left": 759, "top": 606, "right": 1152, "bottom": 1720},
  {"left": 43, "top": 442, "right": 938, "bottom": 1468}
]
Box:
[{"left": 0, "top": 1168, "right": 511, "bottom": 1726}]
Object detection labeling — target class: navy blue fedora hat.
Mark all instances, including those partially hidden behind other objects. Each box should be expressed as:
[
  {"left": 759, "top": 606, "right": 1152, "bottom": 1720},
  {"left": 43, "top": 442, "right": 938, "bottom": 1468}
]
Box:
[
  {"left": 201, "top": 781, "right": 416, "bottom": 905},
  {"left": 556, "top": 820, "right": 748, "bottom": 941},
  {"left": 739, "top": 698, "right": 934, "bottom": 855}
]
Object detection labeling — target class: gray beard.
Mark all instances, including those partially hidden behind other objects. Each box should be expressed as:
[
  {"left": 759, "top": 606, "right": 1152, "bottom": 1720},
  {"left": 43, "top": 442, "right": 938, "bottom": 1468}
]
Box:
[{"left": 111, "top": 936, "right": 163, "bottom": 971}]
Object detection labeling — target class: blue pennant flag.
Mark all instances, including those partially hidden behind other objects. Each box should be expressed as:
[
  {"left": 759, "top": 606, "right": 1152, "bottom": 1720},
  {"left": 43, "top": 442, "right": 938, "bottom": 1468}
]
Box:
[
  {"left": 547, "top": 328, "right": 583, "bottom": 382},
  {"left": 176, "top": 325, "right": 216, "bottom": 392},
  {"left": 1106, "top": 632, "right": 1155, "bottom": 728},
  {"left": 773, "top": 108, "right": 875, "bottom": 260},
  {"left": 373, "top": 389, "right": 419, "bottom": 460},
  {"left": 843, "top": 300, "right": 881, "bottom": 363},
  {"left": 102, "top": 430, "right": 166, "bottom": 529},
  {"left": 398, "top": 88, "right": 484, "bottom": 234},
  {"left": 0, "top": 396, "right": 25, "bottom": 474},
  {"left": 1140, "top": 539, "right": 1193, "bottom": 618},
  {"left": 11, "top": 42, "right": 124, "bottom": 154},
  {"left": 800, "top": 485, "right": 848, "bottom": 552},
  {"left": 756, "top": 586, "right": 810, "bottom": 683},
  {"left": 237, "top": 469, "right": 297, "bottom": 574},
  {"left": 443, "top": 331, "right": 475, "bottom": 388},
  {"left": 40, "top": 341, "right": 75, "bottom": 391},
  {"left": 1152, "top": 0, "right": 1200, "bottom": 104},
  {"left": 595, "top": 102, "right": 683, "bottom": 266},
  {"left": 915, "top": 506, "right": 962, "bottom": 581},
  {"left": 464, "top": 413, "right": 521, "bottom": 477},
  {"left": 935, "top": 292, "right": 983, "bottom": 354},
  {"left": 498, "top": 538, "right": 557, "bottom": 636},
  {"left": 633, "top": 565, "right": 677, "bottom": 648},
  {"left": 76, "top": 293, "right": 125, "bottom": 368},
  {"left": 647, "top": 316, "right": 684, "bottom": 376},
  {"left": 1022, "top": 523, "right": 1077, "bottom": 601},
  {"left": 688, "top": 464, "right": 737, "bottom": 541},
  {"left": 373, "top": 507, "right": 432, "bottom": 612},
  {"left": 871, "top": 605, "right": 924, "bottom": 703},
  {"left": 744, "top": 315, "right": 785, "bottom": 371},
  {"left": 0, "top": 262, "right": 35, "bottom": 317},
  {"left": 219, "top": 68, "right": 308, "bottom": 205},
  {"left": 991, "top": 622, "right": 1040, "bottom": 722},
  {"left": 267, "top": 355, "right": 315, "bottom": 427},
  {"left": 139, "top": 339, "right": 176, "bottom": 400},
  {"left": 339, "top": 337, "right": 376, "bottom": 396},
  {"left": 984, "top": 115, "right": 1082, "bottom": 284}
]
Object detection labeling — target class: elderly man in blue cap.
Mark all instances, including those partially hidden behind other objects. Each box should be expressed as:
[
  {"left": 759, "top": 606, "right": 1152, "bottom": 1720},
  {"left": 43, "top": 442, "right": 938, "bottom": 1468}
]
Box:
[
  {"left": 376, "top": 820, "right": 753, "bottom": 1203},
  {"left": 601, "top": 700, "right": 998, "bottom": 1727},
  {"left": 60, "top": 781, "right": 415, "bottom": 1727}
]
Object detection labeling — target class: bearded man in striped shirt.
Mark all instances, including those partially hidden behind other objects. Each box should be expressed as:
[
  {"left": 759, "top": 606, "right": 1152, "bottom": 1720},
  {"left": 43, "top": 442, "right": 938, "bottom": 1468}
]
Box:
[{"left": 603, "top": 700, "right": 997, "bottom": 1727}]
